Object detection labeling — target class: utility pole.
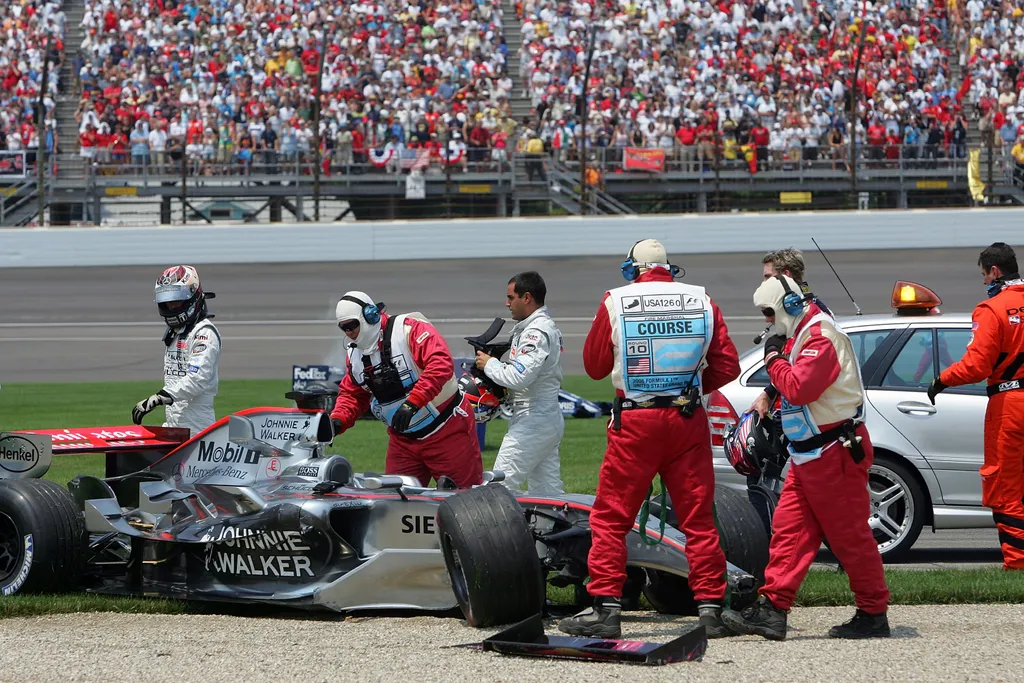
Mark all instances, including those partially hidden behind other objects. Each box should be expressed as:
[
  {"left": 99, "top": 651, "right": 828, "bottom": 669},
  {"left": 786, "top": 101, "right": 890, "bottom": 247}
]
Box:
[
  {"left": 444, "top": 128, "right": 452, "bottom": 218},
  {"left": 181, "top": 134, "right": 188, "bottom": 224},
  {"left": 577, "top": 25, "right": 598, "bottom": 215},
  {"left": 36, "top": 33, "right": 51, "bottom": 226},
  {"left": 848, "top": 0, "right": 868, "bottom": 198},
  {"left": 312, "top": 24, "right": 330, "bottom": 222}
]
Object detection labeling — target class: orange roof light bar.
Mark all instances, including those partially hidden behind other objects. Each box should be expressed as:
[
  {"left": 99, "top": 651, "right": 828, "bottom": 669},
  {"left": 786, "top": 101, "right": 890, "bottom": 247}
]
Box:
[{"left": 891, "top": 281, "right": 942, "bottom": 316}]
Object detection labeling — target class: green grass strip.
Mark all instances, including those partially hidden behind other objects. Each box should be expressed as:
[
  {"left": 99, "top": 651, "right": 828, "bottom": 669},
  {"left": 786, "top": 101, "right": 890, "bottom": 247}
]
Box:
[{"left": 796, "top": 567, "right": 1024, "bottom": 606}]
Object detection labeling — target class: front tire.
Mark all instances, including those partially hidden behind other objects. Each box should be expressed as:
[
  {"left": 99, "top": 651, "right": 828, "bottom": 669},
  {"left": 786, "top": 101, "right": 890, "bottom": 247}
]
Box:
[
  {"left": 436, "top": 484, "right": 545, "bottom": 627},
  {"left": 0, "top": 480, "right": 84, "bottom": 596}
]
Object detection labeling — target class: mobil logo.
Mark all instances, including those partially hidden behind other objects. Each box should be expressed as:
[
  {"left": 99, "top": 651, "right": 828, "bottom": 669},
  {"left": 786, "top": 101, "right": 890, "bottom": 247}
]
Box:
[{"left": 196, "top": 440, "right": 260, "bottom": 465}]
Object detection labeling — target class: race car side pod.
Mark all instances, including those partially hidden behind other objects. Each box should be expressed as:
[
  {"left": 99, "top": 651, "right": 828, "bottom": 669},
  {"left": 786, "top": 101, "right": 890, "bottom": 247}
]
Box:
[{"left": 481, "top": 614, "right": 707, "bottom": 666}]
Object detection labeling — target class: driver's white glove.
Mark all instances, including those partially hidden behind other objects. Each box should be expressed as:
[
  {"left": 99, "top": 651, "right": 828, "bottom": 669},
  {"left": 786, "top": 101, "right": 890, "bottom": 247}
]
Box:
[{"left": 132, "top": 390, "right": 174, "bottom": 425}]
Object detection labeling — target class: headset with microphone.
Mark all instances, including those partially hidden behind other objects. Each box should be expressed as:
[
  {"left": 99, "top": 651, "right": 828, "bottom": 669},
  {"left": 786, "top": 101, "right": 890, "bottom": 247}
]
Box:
[
  {"left": 620, "top": 240, "right": 685, "bottom": 281},
  {"left": 775, "top": 275, "right": 810, "bottom": 316},
  {"left": 341, "top": 295, "right": 384, "bottom": 325},
  {"left": 753, "top": 276, "right": 813, "bottom": 344}
]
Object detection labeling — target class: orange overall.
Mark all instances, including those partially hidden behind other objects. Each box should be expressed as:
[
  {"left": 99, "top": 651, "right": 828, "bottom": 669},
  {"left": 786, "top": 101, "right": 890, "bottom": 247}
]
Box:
[{"left": 940, "top": 282, "right": 1024, "bottom": 569}]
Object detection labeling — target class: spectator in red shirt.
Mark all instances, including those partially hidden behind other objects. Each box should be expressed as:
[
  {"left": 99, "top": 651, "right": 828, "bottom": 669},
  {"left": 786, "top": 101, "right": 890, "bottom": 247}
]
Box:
[
  {"left": 675, "top": 119, "right": 697, "bottom": 172},
  {"left": 751, "top": 123, "right": 771, "bottom": 169},
  {"left": 867, "top": 119, "right": 887, "bottom": 163}
]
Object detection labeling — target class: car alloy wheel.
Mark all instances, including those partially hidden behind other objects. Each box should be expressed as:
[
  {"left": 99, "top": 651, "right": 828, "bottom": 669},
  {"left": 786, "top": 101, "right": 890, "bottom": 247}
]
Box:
[
  {"left": 0, "top": 512, "right": 20, "bottom": 584},
  {"left": 867, "top": 463, "right": 915, "bottom": 555}
]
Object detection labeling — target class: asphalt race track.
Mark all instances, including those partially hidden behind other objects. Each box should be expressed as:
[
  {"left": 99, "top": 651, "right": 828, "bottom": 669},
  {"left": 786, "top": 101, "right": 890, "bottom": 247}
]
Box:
[
  {"left": 0, "top": 246, "right": 993, "bottom": 381},
  {"left": 0, "top": 246, "right": 1004, "bottom": 564}
]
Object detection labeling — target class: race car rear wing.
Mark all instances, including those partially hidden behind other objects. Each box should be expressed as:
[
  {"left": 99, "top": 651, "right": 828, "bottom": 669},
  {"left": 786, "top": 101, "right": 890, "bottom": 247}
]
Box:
[
  {"left": 3, "top": 425, "right": 191, "bottom": 480},
  {"left": 13, "top": 425, "right": 191, "bottom": 455}
]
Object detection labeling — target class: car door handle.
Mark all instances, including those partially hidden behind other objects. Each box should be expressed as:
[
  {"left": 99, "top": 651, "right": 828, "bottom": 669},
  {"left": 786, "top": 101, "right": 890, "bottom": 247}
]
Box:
[{"left": 897, "top": 401, "right": 937, "bottom": 415}]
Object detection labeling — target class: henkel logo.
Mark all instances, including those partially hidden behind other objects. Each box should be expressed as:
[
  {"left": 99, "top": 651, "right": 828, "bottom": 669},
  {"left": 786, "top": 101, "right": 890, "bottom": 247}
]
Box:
[
  {"left": 293, "top": 366, "right": 329, "bottom": 381},
  {"left": 0, "top": 436, "right": 40, "bottom": 473}
]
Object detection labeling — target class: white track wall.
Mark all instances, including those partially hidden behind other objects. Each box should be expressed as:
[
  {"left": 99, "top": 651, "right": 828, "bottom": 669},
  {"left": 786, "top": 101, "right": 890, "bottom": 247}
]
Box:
[{"left": 2, "top": 208, "right": 1021, "bottom": 268}]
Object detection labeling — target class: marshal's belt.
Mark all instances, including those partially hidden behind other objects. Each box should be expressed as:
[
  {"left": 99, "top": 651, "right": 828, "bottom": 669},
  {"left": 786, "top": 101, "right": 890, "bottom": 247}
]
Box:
[
  {"left": 788, "top": 419, "right": 866, "bottom": 463},
  {"left": 988, "top": 379, "right": 1024, "bottom": 397},
  {"left": 611, "top": 391, "right": 699, "bottom": 430}
]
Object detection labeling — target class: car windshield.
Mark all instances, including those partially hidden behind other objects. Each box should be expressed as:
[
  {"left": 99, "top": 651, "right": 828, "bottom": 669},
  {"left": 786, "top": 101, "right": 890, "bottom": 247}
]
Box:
[{"left": 744, "top": 328, "right": 896, "bottom": 387}]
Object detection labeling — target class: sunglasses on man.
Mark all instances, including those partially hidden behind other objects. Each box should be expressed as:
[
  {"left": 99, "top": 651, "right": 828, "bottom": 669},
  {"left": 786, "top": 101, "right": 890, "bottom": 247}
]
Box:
[{"left": 338, "top": 319, "right": 360, "bottom": 333}]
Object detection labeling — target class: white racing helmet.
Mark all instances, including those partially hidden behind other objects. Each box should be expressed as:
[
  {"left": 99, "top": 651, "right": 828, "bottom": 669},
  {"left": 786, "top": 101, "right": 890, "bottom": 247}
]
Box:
[{"left": 335, "top": 290, "right": 385, "bottom": 353}]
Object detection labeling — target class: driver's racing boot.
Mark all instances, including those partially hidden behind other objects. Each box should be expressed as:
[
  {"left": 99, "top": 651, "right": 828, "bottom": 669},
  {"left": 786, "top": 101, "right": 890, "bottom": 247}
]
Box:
[
  {"left": 720, "top": 595, "right": 788, "bottom": 641},
  {"left": 698, "top": 602, "right": 736, "bottom": 639},
  {"left": 828, "top": 610, "right": 891, "bottom": 639},
  {"left": 558, "top": 596, "right": 622, "bottom": 639}
]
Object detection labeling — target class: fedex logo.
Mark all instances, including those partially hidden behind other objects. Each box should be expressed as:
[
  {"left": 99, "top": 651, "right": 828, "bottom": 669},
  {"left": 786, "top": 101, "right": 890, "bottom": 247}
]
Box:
[{"left": 293, "top": 366, "right": 329, "bottom": 381}]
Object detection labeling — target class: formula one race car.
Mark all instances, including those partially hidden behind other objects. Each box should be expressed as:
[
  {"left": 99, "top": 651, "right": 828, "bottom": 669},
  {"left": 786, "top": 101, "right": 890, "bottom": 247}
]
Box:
[{"left": 0, "top": 405, "right": 765, "bottom": 627}]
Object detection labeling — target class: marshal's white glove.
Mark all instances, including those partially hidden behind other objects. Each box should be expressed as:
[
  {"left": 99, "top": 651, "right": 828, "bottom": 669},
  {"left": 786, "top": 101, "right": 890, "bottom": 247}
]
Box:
[{"left": 132, "top": 390, "right": 174, "bottom": 425}]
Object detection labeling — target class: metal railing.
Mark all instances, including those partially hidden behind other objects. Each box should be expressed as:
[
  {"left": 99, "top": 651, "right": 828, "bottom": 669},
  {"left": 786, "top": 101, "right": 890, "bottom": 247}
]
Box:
[
  {"left": 565, "top": 143, "right": 977, "bottom": 178},
  {"left": 57, "top": 151, "right": 512, "bottom": 183},
  {"left": 3, "top": 143, "right": 1016, "bottom": 225},
  {"left": 40, "top": 144, "right": 997, "bottom": 183}
]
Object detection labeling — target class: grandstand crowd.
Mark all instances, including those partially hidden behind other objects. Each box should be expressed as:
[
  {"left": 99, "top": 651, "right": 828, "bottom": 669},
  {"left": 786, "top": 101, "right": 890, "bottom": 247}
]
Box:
[
  {"left": 0, "top": 0, "right": 65, "bottom": 168},
  {"left": 1, "top": 0, "right": 1022, "bottom": 175}
]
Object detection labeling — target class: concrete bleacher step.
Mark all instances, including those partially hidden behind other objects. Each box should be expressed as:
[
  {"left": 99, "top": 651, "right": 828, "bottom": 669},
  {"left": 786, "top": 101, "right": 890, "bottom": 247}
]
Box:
[
  {"left": 499, "top": 0, "right": 533, "bottom": 123},
  {"left": 55, "top": 0, "right": 86, "bottom": 179}
]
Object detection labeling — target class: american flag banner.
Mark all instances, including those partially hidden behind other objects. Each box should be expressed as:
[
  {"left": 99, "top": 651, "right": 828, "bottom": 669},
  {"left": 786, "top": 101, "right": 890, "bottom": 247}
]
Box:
[
  {"left": 626, "top": 356, "right": 651, "bottom": 374},
  {"left": 401, "top": 148, "right": 431, "bottom": 171}
]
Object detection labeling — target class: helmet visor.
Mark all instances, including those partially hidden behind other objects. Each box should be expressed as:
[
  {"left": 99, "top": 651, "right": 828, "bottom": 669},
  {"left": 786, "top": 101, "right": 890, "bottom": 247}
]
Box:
[
  {"left": 159, "top": 300, "right": 190, "bottom": 315},
  {"left": 155, "top": 284, "right": 194, "bottom": 304}
]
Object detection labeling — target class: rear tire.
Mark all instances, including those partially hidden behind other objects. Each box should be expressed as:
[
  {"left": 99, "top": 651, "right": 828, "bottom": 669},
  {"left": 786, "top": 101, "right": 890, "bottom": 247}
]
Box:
[
  {"left": 436, "top": 484, "right": 544, "bottom": 627},
  {"left": 714, "top": 485, "right": 770, "bottom": 582},
  {"left": 0, "top": 480, "right": 85, "bottom": 596},
  {"left": 642, "top": 484, "right": 769, "bottom": 615}
]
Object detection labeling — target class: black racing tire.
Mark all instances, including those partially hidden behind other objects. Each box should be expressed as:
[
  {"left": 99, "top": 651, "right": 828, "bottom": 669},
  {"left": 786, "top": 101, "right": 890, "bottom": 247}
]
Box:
[
  {"left": 869, "top": 454, "right": 926, "bottom": 563},
  {"left": 436, "top": 484, "right": 544, "bottom": 628},
  {"left": 0, "top": 479, "right": 85, "bottom": 596},
  {"left": 643, "top": 570, "right": 700, "bottom": 616},
  {"left": 746, "top": 484, "right": 779, "bottom": 539},
  {"left": 641, "top": 484, "right": 769, "bottom": 615},
  {"left": 714, "top": 485, "right": 770, "bottom": 583}
]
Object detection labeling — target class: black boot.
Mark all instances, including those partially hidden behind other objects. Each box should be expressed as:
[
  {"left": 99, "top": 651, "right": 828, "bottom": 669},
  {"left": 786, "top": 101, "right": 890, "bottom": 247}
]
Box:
[
  {"left": 697, "top": 603, "right": 736, "bottom": 639},
  {"left": 828, "top": 610, "right": 891, "bottom": 639},
  {"left": 558, "top": 596, "right": 622, "bottom": 639},
  {"left": 720, "top": 595, "right": 788, "bottom": 641}
]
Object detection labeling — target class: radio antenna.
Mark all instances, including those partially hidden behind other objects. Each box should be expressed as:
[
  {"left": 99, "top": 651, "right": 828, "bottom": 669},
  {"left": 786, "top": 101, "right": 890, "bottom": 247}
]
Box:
[{"left": 812, "top": 238, "right": 861, "bottom": 316}]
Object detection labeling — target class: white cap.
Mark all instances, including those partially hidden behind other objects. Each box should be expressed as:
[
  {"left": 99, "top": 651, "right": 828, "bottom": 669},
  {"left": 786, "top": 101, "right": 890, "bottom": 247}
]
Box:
[{"left": 629, "top": 238, "right": 669, "bottom": 272}]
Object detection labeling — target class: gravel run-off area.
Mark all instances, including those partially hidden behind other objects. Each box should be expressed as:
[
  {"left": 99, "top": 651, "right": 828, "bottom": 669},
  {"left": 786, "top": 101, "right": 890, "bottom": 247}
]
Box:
[{"left": 1, "top": 605, "right": 1021, "bottom": 682}]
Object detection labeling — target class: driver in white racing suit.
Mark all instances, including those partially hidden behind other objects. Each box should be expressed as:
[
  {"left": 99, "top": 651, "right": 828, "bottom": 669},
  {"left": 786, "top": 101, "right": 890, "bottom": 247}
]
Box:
[
  {"left": 475, "top": 272, "right": 565, "bottom": 494},
  {"left": 132, "top": 265, "right": 221, "bottom": 435}
]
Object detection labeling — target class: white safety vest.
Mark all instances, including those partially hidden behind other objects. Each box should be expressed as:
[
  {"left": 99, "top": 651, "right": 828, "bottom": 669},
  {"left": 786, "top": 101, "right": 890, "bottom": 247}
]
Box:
[
  {"left": 347, "top": 313, "right": 459, "bottom": 438},
  {"left": 779, "top": 312, "right": 865, "bottom": 464},
  {"left": 604, "top": 281, "right": 714, "bottom": 401}
]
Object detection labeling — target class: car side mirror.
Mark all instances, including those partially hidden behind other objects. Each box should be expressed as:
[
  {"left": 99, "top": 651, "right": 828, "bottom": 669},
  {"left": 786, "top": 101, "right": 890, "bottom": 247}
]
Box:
[
  {"left": 362, "top": 475, "right": 406, "bottom": 490},
  {"left": 316, "top": 412, "right": 335, "bottom": 443}
]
